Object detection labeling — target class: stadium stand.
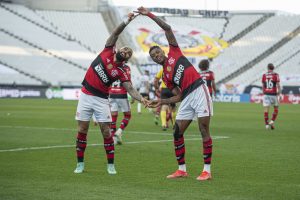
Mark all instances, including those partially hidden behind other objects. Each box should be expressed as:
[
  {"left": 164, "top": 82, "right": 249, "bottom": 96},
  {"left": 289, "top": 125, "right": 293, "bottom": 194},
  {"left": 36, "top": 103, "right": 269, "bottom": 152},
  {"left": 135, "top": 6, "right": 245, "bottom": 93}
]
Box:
[
  {"left": 0, "top": 1, "right": 299, "bottom": 90},
  {"left": 0, "top": 61, "right": 44, "bottom": 85},
  {"left": 35, "top": 10, "right": 109, "bottom": 53},
  {"left": 165, "top": 16, "right": 226, "bottom": 38},
  {"left": 211, "top": 15, "right": 300, "bottom": 85},
  {"left": 223, "top": 13, "right": 271, "bottom": 42},
  {"left": 0, "top": 31, "right": 85, "bottom": 86},
  {"left": 230, "top": 34, "right": 300, "bottom": 86},
  {"left": 0, "top": 2, "right": 100, "bottom": 53},
  {"left": 0, "top": 3, "right": 94, "bottom": 68}
]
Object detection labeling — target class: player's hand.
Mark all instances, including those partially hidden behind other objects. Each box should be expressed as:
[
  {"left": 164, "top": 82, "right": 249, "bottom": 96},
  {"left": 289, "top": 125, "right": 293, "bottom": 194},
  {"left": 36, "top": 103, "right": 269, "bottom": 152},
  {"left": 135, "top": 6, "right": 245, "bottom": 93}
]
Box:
[
  {"left": 140, "top": 97, "right": 150, "bottom": 107},
  {"left": 135, "top": 6, "right": 149, "bottom": 15},
  {"left": 147, "top": 100, "right": 161, "bottom": 108},
  {"left": 213, "top": 93, "right": 217, "bottom": 101},
  {"left": 278, "top": 94, "right": 283, "bottom": 102},
  {"left": 128, "top": 12, "right": 138, "bottom": 22}
]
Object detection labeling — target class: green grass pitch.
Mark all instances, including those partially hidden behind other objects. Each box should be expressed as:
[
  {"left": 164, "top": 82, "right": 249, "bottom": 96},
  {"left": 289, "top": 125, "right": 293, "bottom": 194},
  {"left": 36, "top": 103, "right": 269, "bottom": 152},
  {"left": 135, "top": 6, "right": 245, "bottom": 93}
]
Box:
[{"left": 0, "top": 99, "right": 299, "bottom": 200}]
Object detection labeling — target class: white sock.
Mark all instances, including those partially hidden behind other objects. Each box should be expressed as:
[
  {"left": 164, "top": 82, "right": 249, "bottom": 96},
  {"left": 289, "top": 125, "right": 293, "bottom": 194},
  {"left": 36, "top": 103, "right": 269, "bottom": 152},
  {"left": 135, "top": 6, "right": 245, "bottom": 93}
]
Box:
[
  {"left": 117, "top": 128, "right": 123, "bottom": 135},
  {"left": 137, "top": 103, "right": 141, "bottom": 113},
  {"left": 203, "top": 164, "right": 211, "bottom": 173},
  {"left": 178, "top": 164, "right": 186, "bottom": 172}
]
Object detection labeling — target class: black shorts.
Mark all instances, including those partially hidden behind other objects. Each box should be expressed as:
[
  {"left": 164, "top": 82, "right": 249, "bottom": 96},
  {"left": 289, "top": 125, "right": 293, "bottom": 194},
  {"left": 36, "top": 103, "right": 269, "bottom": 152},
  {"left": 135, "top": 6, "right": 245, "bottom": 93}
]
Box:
[
  {"left": 140, "top": 93, "right": 149, "bottom": 99},
  {"left": 161, "top": 88, "right": 176, "bottom": 108}
]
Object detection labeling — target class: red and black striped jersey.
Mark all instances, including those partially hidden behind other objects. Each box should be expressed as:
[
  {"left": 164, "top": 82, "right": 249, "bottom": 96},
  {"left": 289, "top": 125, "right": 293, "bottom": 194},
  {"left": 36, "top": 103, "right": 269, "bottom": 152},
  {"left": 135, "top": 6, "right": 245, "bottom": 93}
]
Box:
[
  {"left": 81, "top": 46, "right": 130, "bottom": 99},
  {"left": 199, "top": 70, "right": 215, "bottom": 95},
  {"left": 109, "top": 65, "right": 131, "bottom": 99},
  {"left": 162, "top": 45, "right": 204, "bottom": 99},
  {"left": 262, "top": 71, "right": 280, "bottom": 95}
]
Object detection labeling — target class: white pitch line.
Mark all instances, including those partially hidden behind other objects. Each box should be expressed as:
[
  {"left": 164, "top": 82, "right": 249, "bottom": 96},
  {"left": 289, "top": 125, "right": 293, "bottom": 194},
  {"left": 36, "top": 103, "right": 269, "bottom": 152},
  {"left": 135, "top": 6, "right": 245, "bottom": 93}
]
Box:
[
  {"left": 0, "top": 125, "right": 227, "bottom": 137},
  {"left": 0, "top": 136, "right": 229, "bottom": 153}
]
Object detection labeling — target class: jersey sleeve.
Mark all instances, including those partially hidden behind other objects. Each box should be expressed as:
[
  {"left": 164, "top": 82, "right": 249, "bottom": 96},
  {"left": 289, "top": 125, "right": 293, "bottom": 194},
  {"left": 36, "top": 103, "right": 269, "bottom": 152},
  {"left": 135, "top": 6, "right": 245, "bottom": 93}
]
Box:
[
  {"left": 100, "top": 46, "right": 114, "bottom": 57},
  {"left": 169, "top": 45, "right": 182, "bottom": 57},
  {"left": 211, "top": 71, "right": 215, "bottom": 80},
  {"left": 276, "top": 74, "right": 280, "bottom": 82},
  {"left": 261, "top": 74, "right": 265, "bottom": 83}
]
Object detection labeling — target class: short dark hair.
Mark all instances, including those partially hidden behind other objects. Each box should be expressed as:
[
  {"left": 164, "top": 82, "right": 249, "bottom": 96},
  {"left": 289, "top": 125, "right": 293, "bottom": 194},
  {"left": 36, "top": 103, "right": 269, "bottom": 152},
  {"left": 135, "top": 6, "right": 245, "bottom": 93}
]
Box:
[
  {"left": 268, "top": 63, "right": 274, "bottom": 70},
  {"left": 198, "top": 59, "right": 209, "bottom": 70},
  {"left": 149, "top": 46, "right": 160, "bottom": 54}
]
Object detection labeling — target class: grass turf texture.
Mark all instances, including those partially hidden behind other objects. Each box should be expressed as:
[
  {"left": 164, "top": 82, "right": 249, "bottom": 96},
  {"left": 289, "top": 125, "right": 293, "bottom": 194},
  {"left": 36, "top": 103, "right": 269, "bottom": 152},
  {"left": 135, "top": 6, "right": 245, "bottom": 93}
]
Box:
[{"left": 0, "top": 99, "right": 299, "bottom": 200}]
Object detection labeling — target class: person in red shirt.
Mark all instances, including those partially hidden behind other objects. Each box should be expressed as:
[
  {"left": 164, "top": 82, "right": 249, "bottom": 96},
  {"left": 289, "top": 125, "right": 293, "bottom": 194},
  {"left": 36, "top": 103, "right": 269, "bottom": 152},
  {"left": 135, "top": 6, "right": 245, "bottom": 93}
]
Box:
[
  {"left": 198, "top": 59, "right": 217, "bottom": 98},
  {"left": 262, "top": 63, "right": 281, "bottom": 130},
  {"left": 136, "top": 7, "right": 214, "bottom": 181},
  {"left": 74, "top": 13, "right": 148, "bottom": 175},
  {"left": 109, "top": 64, "right": 133, "bottom": 145}
]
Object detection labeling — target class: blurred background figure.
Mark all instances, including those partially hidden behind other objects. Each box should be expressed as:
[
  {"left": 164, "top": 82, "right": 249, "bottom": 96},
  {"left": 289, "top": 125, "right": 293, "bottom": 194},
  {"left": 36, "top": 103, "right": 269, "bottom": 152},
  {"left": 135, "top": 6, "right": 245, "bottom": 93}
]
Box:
[{"left": 137, "top": 70, "right": 150, "bottom": 114}]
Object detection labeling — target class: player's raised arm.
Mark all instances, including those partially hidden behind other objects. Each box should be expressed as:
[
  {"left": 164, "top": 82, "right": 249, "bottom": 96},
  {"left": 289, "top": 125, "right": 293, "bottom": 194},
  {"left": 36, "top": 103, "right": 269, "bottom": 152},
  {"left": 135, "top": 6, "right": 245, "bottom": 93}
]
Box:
[
  {"left": 105, "top": 13, "right": 137, "bottom": 47},
  {"left": 136, "top": 6, "right": 178, "bottom": 46}
]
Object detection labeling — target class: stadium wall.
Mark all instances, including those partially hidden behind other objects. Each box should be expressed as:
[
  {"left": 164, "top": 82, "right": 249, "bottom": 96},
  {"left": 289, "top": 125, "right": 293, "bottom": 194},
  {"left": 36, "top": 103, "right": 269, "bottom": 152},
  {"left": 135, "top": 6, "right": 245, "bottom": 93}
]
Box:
[{"left": 1, "top": 85, "right": 300, "bottom": 104}]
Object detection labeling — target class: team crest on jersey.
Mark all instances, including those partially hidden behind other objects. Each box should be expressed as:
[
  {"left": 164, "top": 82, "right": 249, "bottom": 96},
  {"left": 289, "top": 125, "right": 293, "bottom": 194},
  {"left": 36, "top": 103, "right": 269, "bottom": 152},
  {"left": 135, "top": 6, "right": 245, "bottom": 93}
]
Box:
[
  {"left": 107, "top": 64, "right": 113, "bottom": 70},
  {"left": 168, "top": 57, "right": 175, "bottom": 65},
  {"left": 167, "top": 66, "right": 172, "bottom": 72},
  {"left": 111, "top": 69, "right": 118, "bottom": 77}
]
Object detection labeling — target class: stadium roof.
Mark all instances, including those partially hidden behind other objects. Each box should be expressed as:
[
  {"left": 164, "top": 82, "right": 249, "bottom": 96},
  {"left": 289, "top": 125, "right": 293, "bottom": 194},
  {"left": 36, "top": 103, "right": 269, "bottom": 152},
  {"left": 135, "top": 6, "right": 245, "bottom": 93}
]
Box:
[{"left": 111, "top": 0, "right": 300, "bottom": 15}]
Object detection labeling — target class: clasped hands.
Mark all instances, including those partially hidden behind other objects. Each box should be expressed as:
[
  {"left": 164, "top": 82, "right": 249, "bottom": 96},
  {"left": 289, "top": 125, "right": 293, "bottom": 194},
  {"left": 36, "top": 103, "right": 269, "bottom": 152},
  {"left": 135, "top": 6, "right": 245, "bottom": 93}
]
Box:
[{"left": 140, "top": 98, "right": 161, "bottom": 108}]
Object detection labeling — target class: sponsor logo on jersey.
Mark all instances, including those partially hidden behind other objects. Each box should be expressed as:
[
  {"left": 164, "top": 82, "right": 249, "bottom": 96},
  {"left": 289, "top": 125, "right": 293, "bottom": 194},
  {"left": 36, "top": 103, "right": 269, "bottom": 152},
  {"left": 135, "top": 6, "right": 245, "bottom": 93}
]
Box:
[
  {"left": 112, "top": 80, "right": 121, "bottom": 88},
  {"left": 107, "top": 58, "right": 111, "bottom": 63},
  {"left": 95, "top": 64, "right": 109, "bottom": 83},
  {"left": 168, "top": 57, "right": 175, "bottom": 65},
  {"left": 107, "top": 64, "right": 113, "bottom": 69},
  {"left": 167, "top": 66, "right": 172, "bottom": 72},
  {"left": 111, "top": 69, "right": 118, "bottom": 77},
  {"left": 174, "top": 64, "right": 184, "bottom": 85}
]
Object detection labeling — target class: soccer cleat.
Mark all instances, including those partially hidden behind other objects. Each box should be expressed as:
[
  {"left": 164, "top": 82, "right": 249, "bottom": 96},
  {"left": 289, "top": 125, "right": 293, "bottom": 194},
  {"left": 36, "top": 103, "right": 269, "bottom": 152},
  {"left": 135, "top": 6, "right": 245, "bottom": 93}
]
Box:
[
  {"left": 265, "top": 125, "right": 270, "bottom": 130},
  {"left": 74, "top": 162, "right": 84, "bottom": 174},
  {"left": 196, "top": 171, "right": 212, "bottom": 181},
  {"left": 114, "top": 129, "right": 123, "bottom": 145},
  {"left": 162, "top": 125, "right": 168, "bottom": 131},
  {"left": 107, "top": 164, "right": 117, "bottom": 175},
  {"left": 269, "top": 120, "right": 275, "bottom": 130},
  {"left": 154, "top": 117, "right": 159, "bottom": 125},
  {"left": 166, "top": 170, "right": 188, "bottom": 179}
]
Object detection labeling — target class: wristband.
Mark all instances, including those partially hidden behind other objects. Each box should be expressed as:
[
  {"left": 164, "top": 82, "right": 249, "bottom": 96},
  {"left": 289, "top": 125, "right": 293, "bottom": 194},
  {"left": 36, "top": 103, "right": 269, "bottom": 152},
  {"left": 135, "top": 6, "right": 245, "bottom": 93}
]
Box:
[{"left": 147, "top": 12, "right": 156, "bottom": 19}]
